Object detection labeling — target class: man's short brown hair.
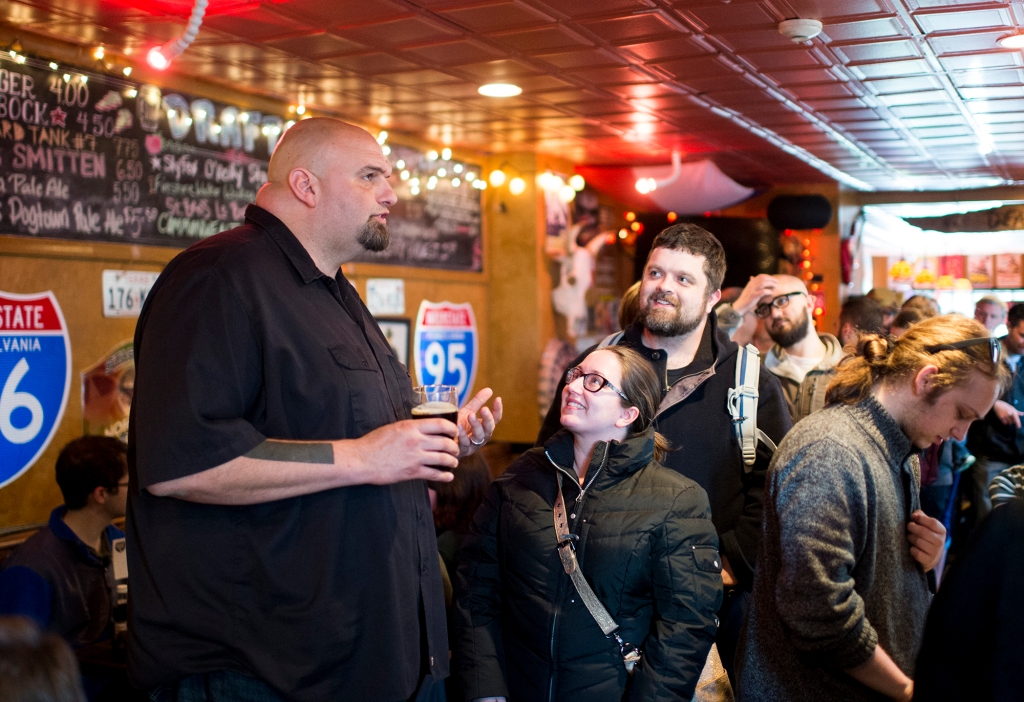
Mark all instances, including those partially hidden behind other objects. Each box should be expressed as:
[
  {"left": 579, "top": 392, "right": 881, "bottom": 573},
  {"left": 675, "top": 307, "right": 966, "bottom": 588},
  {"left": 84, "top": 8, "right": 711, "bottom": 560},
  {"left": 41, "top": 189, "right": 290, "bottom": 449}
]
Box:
[{"left": 650, "top": 223, "right": 727, "bottom": 293}]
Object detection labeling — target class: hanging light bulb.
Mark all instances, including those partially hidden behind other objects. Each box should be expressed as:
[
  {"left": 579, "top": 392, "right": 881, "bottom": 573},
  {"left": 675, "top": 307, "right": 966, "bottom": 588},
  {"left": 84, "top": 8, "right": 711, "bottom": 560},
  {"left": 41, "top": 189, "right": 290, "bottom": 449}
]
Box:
[
  {"left": 508, "top": 177, "right": 526, "bottom": 195},
  {"left": 489, "top": 169, "right": 506, "bottom": 187}
]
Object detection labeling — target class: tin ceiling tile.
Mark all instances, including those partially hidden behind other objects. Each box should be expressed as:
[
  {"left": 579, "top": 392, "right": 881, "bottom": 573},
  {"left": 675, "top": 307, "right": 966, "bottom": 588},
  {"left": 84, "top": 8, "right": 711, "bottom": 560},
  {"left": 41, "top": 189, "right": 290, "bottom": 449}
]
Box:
[
  {"left": 402, "top": 40, "right": 505, "bottom": 66},
  {"left": 914, "top": 7, "right": 1013, "bottom": 33},
  {"left": 439, "top": 1, "right": 555, "bottom": 33}
]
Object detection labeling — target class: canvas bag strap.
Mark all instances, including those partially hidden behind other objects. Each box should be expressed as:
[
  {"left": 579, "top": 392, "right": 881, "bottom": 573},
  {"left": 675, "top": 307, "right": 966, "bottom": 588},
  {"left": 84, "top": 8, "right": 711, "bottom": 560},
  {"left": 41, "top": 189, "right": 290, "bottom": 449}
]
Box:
[{"left": 553, "top": 471, "right": 641, "bottom": 672}]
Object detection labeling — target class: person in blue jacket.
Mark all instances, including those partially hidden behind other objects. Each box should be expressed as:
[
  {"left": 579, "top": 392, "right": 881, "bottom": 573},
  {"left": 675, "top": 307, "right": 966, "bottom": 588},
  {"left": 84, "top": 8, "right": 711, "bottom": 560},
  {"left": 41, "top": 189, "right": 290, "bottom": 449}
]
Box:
[{"left": 0, "top": 436, "right": 127, "bottom": 647}]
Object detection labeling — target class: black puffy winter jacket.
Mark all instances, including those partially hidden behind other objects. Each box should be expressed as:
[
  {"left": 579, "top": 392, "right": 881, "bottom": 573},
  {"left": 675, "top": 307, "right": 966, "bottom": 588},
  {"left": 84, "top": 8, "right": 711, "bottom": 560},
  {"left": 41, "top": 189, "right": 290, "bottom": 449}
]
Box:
[{"left": 452, "top": 427, "right": 723, "bottom": 702}]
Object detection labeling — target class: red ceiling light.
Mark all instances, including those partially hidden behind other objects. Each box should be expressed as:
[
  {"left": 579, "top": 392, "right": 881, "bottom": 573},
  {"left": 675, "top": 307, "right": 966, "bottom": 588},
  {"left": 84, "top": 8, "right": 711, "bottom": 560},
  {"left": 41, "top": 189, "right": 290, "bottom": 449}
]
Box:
[
  {"left": 147, "top": 0, "right": 208, "bottom": 71},
  {"left": 147, "top": 46, "right": 170, "bottom": 70}
]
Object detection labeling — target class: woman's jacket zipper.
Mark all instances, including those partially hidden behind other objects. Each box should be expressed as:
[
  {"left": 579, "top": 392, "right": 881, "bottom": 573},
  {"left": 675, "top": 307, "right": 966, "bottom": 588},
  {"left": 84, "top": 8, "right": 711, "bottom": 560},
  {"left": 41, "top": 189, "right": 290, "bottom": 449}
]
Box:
[{"left": 543, "top": 445, "right": 610, "bottom": 702}]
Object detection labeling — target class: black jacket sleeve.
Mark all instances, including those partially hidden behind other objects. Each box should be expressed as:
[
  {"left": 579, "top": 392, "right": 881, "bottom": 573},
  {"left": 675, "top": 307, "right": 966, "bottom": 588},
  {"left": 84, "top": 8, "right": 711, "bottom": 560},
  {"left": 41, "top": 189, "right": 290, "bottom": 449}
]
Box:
[
  {"left": 536, "top": 346, "right": 595, "bottom": 446},
  {"left": 718, "top": 368, "right": 792, "bottom": 590},
  {"left": 451, "top": 479, "right": 509, "bottom": 701}
]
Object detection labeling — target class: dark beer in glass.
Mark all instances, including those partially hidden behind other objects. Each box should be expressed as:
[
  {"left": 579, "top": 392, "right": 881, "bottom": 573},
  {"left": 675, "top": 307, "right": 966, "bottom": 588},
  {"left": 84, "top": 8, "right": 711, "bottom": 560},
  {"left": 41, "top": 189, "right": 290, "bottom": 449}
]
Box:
[{"left": 412, "top": 385, "right": 459, "bottom": 470}]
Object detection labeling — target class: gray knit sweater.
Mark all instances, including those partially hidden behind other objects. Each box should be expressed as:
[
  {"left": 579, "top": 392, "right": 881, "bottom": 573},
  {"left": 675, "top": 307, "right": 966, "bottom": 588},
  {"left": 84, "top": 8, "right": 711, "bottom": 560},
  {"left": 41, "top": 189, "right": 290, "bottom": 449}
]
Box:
[{"left": 736, "top": 396, "right": 932, "bottom": 701}]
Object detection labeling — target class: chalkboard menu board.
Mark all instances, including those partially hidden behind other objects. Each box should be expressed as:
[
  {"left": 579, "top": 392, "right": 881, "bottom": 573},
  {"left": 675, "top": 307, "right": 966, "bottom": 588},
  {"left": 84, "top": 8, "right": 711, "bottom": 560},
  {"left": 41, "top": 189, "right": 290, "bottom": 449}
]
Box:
[
  {"left": 0, "top": 58, "right": 483, "bottom": 272},
  {"left": 0, "top": 59, "right": 279, "bottom": 247},
  {"left": 356, "top": 143, "right": 482, "bottom": 272}
]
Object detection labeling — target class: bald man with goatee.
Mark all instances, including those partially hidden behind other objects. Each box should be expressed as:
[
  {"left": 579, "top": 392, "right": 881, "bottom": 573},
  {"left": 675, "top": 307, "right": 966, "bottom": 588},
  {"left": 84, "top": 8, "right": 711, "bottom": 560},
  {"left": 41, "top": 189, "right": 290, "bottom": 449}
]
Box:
[
  {"left": 127, "top": 118, "right": 501, "bottom": 702},
  {"left": 749, "top": 275, "right": 845, "bottom": 424}
]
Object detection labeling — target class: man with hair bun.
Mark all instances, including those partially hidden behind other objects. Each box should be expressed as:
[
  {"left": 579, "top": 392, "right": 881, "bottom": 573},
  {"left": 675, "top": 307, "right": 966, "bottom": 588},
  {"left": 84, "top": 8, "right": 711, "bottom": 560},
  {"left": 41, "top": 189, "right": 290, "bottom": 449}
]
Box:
[{"left": 738, "top": 315, "right": 1007, "bottom": 702}]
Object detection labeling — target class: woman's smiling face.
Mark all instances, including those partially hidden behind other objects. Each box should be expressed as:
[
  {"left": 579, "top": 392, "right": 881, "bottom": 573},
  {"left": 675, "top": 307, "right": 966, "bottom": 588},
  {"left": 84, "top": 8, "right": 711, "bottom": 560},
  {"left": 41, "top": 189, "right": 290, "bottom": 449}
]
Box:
[{"left": 560, "top": 349, "right": 636, "bottom": 439}]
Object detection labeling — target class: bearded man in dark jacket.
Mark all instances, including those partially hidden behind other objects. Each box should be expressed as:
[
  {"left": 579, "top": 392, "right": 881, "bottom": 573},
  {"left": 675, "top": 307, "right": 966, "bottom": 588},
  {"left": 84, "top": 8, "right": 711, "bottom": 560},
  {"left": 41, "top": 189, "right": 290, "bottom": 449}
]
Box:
[{"left": 537, "top": 223, "right": 792, "bottom": 681}]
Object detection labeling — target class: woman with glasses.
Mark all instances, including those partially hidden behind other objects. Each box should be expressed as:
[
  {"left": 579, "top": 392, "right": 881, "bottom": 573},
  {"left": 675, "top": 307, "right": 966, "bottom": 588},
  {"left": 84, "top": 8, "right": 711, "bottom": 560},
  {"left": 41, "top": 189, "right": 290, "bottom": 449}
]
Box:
[{"left": 452, "top": 346, "right": 722, "bottom": 702}]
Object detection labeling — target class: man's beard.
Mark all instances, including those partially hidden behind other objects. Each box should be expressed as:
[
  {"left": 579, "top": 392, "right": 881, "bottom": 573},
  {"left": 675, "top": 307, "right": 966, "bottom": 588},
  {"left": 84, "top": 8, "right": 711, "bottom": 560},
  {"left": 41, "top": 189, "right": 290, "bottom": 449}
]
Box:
[
  {"left": 767, "top": 313, "right": 810, "bottom": 349},
  {"left": 358, "top": 219, "right": 390, "bottom": 252},
  {"left": 637, "top": 293, "right": 705, "bottom": 338}
]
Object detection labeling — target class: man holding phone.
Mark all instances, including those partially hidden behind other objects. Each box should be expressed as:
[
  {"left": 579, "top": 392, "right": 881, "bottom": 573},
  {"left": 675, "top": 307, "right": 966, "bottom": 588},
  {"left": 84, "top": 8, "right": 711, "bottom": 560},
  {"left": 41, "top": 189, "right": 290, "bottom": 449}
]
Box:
[{"left": 128, "top": 118, "right": 501, "bottom": 702}]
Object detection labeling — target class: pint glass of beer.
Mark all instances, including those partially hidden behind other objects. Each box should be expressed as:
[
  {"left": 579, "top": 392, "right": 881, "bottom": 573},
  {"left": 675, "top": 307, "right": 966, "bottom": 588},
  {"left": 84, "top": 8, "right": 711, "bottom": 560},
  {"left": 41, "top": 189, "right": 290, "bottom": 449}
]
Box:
[{"left": 412, "top": 385, "right": 459, "bottom": 470}]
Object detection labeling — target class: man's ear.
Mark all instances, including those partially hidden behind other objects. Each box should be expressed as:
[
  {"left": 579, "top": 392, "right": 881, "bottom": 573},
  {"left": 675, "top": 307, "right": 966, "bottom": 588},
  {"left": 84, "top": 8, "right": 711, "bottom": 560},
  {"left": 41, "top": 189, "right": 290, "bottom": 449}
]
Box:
[
  {"left": 288, "top": 167, "right": 319, "bottom": 208},
  {"left": 90, "top": 485, "right": 109, "bottom": 506},
  {"left": 913, "top": 364, "right": 940, "bottom": 397},
  {"left": 704, "top": 288, "right": 723, "bottom": 315},
  {"left": 616, "top": 405, "right": 641, "bottom": 428}
]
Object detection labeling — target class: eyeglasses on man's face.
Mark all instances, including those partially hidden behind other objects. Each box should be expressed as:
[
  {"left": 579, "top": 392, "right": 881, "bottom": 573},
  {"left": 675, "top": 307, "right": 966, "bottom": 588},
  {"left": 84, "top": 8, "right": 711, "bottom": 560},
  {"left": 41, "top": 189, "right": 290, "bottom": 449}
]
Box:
[
  {"left": 924, "top": 337, "right": 1001, "bottom": 364},
  {"left": 564, "top": 366, "right": 629, "bottom": 402},
  {"left": 754, "top": 291, "right": 806, "bottom": 319}
]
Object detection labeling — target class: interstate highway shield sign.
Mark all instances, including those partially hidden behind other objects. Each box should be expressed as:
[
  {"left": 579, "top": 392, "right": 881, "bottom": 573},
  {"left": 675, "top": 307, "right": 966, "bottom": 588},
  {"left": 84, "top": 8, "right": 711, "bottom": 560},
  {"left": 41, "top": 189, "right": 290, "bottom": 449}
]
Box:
[
  {"left": 413, "top": 301, "right": 478, "bottom": 407},
  {"left": 0, "top": 291, "right": 71, "bottom": 489}
]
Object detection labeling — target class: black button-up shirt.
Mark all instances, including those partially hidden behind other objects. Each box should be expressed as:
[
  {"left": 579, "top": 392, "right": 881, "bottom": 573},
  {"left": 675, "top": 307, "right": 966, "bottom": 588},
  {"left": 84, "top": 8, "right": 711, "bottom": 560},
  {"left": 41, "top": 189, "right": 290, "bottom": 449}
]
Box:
[{"left": 126, "top": 205, "right": 446, "bottom": 701}]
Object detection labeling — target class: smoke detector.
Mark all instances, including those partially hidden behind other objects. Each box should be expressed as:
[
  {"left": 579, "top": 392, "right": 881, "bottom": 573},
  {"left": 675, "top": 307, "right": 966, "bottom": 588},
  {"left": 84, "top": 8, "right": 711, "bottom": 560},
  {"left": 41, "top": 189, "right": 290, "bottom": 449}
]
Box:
[{"left": 779, "top": 18, "right": 823, "bottom": 43}]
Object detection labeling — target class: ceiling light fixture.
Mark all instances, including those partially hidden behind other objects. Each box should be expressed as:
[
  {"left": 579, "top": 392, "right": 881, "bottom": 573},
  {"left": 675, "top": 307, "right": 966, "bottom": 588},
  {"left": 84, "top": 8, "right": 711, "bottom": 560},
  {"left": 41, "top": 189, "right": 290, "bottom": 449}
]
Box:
[
  {"left": 478, "top": 83, "right": 522, "bottom": 98},
  {"left": 778, "top": 18, "right": 823, "bottom": 43},
  {"left": 147, "top": 0, "right": 208, "bottom": 71},
  {"left": 998, "top": 33, "right": 1024, "bottom": 49},
  {"left": 635, "top": 151, "right": 682, "bottom": 194}
]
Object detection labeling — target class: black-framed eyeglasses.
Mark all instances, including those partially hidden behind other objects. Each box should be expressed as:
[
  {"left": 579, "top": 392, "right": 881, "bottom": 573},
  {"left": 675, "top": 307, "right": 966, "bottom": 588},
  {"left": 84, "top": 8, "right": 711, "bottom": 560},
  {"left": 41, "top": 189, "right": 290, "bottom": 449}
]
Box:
[
  {"left": 925, "top": 337, "right": 1001, "bottom": 363},
  {"left": 565, "top": 366, "right": 629, "bottom": 401},
  {"left": 754, "top": 291, "right": 806, "bottom": 319}
]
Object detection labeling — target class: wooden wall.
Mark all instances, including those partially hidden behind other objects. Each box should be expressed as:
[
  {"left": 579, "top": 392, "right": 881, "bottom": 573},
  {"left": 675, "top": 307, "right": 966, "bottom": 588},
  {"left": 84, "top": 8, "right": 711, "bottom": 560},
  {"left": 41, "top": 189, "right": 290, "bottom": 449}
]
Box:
[{"left": 0, "top": 237, "right": 175, "bottom": 530}]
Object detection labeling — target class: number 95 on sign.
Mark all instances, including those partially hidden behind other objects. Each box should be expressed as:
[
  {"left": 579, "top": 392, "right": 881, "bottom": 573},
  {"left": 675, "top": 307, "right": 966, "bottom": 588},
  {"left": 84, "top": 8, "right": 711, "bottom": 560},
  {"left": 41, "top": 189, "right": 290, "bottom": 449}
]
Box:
[
  {"left": 103, "top": 270, "right": 159, "bottom": 318},
  {"left": 414, "top": 301, "right": 478, "bottom": 408}
]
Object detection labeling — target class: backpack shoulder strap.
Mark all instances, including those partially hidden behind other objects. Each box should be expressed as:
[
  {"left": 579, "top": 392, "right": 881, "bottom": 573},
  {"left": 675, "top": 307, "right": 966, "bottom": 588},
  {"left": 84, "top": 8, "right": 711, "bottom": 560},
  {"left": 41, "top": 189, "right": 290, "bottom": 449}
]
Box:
[
  {"left": 727, "top": 344, "right": 774, "bottom": 469},
  {"left": 597, "top": 331, "right": 624, "bottom": 349}
]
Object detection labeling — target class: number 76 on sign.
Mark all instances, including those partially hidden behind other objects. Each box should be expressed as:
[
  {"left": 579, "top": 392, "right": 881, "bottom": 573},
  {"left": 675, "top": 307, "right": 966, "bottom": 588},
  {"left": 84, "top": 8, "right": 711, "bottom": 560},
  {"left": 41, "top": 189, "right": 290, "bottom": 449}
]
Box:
[{"left": 102, "top": 270, "right": 160, "bottom": 318}]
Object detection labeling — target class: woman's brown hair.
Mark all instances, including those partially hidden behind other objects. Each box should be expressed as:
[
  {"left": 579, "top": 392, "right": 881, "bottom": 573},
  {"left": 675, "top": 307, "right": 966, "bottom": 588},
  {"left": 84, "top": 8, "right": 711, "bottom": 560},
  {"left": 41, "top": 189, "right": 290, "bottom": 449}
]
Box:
[
  {"left": 825, "top": 314, "right": 1007, "bottom": 407},
  {"left": 596, "top": 345, "right": 672, "bottom": 462}
]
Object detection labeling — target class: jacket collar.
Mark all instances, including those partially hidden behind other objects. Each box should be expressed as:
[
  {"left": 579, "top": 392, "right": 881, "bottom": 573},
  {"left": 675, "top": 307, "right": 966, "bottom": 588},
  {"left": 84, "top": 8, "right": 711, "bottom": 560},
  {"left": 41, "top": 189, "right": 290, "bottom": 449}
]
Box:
[
  {"left": 245, "top": 204, "right": 326, "bottom": 286},
  {"left": 764, "top": 332, "right": 845, "bottom": 382},
  {"left": 543, "top": 427, "right": 656, "bottom": 492}
]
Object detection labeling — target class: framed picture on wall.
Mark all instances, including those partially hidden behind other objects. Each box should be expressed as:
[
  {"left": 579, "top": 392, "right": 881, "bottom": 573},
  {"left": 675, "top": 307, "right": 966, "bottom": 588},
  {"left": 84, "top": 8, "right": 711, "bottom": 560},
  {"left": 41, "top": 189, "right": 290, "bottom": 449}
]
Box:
[
  {"left": 375, "top": 318, "right": 410, "bottom": 367},
  {"left": 967, "top": 255, "right": 994, "bottom": 287},
  {"left": 995, "top": 254, "right": 1023, "bottom": 289}
]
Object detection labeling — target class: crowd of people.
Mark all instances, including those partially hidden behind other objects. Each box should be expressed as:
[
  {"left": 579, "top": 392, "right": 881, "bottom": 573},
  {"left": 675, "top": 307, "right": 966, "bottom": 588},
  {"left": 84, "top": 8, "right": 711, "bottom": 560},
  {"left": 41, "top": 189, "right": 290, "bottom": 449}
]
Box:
[{"left": 1, "top": 118, "right": 1023, "bottom": 702}]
